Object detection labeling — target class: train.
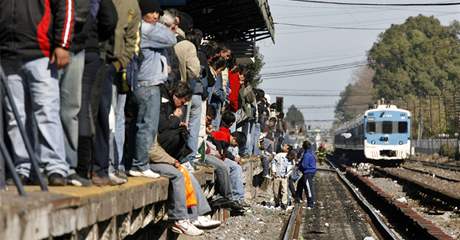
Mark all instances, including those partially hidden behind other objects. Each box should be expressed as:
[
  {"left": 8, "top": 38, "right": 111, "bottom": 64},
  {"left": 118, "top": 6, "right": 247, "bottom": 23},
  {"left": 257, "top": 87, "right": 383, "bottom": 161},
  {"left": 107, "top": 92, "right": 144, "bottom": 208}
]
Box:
[{"left": 334, "top": 104, "right": 411, "bottom": 160}]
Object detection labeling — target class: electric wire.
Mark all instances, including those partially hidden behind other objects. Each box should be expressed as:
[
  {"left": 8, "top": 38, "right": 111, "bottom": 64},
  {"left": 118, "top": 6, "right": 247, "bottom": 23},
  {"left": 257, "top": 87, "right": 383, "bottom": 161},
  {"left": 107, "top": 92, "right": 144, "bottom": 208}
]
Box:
[{"left": 287, "top": 0, "right": 460, "bottom": 7}]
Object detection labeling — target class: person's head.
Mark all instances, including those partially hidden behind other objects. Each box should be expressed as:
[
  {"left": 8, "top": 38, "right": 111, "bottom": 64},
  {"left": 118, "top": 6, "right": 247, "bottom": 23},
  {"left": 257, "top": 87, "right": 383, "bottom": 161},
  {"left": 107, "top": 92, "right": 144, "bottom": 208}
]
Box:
[
  {"left": 201, "top": 41, "right": 219, "bottom": 61},
  {"left": 281, "top": 143, "right": 292, "bottom": 153},
  {"left": 221, "top": 111, "right": 236, "bottom": 128},
  {"left": 139, "top": 0, "right": 162, "bottom": 24},
  {"left": 231, "top": 131, "right": 247, "bottom": 148},
  {"left": 237, "top": 65, "right": 248, "bottom": 84},
  {"left": 286, "top": 149, "right": 297, "bottom": 161},
  {"left": 218, "top": 44, "right": 231, "bottom": 60},
  {"left": 268, "top": 117, "right": 277, "bottom": 127},
  {"left": 302, "top": 141, "right": 312, "bottom": 150},
  {"left": 186, "top": 29, "right": 203, "bottom": 49},
  {"left": 210, "top": 56, "right": 227, "bottom": 75},
  {"left": 206, "top": 105, "right": 216, "bottom": 125},
  {"left": 160, "top": 10, "right": 177, "bottom": 31},
  {"left": 171, "top": 83, "right": 192, "bottom": 107}
]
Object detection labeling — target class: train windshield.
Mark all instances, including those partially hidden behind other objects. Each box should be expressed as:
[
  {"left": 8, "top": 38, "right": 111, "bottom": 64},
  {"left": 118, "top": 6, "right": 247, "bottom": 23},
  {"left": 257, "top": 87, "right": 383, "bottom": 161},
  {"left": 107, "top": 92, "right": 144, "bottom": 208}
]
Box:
[{"left": 366, "top": 121, "right": 408, "bottom": 134}]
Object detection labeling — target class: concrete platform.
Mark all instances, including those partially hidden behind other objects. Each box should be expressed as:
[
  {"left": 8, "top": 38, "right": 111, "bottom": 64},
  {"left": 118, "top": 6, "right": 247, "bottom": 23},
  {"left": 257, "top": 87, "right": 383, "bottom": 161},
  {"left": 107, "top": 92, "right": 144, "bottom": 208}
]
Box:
[{"left": 0, "top": 167, "right": 213, "bottom": 240}]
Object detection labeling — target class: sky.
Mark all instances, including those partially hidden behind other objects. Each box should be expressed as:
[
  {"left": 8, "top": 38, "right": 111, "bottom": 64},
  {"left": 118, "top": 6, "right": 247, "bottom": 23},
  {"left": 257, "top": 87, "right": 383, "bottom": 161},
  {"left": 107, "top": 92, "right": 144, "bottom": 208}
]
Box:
[{"left": 257, "top": 0, "right": 459, "bottom": 130}]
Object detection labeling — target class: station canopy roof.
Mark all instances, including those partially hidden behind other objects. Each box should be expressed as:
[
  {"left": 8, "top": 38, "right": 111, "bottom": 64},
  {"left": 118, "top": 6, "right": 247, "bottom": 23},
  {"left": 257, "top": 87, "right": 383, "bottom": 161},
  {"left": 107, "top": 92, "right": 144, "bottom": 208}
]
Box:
[{"left": 160, "top": 0, "right": 275, "bottom": 58}]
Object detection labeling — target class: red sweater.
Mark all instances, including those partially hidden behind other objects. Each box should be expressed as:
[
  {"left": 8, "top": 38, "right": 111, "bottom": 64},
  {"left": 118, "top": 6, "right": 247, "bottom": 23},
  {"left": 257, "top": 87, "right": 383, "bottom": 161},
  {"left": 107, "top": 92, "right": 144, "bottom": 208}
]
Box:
[
  {"left": 211, "top": 127, "right": 231, "bottom": 143},
  {"left": 228, "top": 70, "right": 240, "bottom": 112}
]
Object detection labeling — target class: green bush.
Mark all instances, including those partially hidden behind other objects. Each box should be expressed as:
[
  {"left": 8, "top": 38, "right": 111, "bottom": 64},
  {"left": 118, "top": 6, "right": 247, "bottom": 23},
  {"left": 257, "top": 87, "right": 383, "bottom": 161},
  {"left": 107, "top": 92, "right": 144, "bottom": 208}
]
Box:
[{"left": 439, "top": 144, "right": 456, "bottom": 158}]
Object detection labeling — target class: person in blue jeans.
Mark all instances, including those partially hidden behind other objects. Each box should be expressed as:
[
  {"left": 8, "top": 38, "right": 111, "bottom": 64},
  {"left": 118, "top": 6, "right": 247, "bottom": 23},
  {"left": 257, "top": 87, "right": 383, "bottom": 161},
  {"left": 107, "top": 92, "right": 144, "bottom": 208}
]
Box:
[
  {"left": 297, "top": 141, "right": 317, "bottom": 208},
  {"left": 130, "top": 1, "right": 177, "bottom": 178},
  {"left": 1, "top": 0, "right": 74, "bottom": 186}
]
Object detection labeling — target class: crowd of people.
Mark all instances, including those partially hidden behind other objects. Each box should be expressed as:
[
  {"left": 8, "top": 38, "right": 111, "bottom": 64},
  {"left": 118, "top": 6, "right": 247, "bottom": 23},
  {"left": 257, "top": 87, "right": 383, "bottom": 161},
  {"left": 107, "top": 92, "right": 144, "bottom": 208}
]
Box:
[{"left": 0, "top": 0, "right": 323, "bottom": 236}]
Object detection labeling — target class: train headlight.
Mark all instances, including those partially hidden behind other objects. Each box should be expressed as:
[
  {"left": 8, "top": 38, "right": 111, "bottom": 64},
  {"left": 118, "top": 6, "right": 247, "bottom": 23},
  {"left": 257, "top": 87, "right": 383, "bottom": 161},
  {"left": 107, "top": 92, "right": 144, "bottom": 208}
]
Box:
[
  {"left": 371, "top": 140, "right": 376, "bottom": 144},
  {"left": 399, "top": 141, "right": 403, "bottom": 145}
]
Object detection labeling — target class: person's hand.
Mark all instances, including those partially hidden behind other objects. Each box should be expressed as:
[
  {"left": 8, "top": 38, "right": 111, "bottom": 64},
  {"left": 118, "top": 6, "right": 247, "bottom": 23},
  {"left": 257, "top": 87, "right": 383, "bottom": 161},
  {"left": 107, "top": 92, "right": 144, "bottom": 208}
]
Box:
[
  {"left": 174, "top": 160, "right": 181, "bottom": 168},
  {"left": 173, "top": 108, "right": 183, "bottom": 117},
  {"left": 235, "top": 156, "right": 241, "bottom": 164},
  {"left": 50, "top": 47, "right": 70, "bottom": 69},
  {"left": 179, "top": 122, "right": 188, "bottom": 128}
]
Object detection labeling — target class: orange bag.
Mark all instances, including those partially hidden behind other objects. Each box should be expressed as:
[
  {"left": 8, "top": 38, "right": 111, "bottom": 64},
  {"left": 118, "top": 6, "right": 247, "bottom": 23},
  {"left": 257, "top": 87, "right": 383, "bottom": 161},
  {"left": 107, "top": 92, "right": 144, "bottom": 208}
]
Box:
[{"left": 177, "top": 165, "right": 198, "bottom": 208}]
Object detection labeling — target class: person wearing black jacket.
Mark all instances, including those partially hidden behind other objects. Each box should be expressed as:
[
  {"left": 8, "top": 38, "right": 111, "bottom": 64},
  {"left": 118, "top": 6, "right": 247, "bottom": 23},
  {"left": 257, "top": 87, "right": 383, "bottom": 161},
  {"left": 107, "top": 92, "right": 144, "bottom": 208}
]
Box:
[
  {"left": 0, "top": 0, "right": 74, "bottom": 185},
  {"left": 157, "top": 83, "right": 193, "bottom": 161},
  {"left": 77, "top": 0, "right": 119, "bottom": 186}
]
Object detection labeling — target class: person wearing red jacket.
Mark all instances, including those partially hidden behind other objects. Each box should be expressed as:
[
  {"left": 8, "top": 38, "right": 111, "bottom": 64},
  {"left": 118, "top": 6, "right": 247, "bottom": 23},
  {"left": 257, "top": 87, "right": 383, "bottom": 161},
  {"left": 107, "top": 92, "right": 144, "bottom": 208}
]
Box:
[{"left": 0, "top": 0, "right": 74, "bottom": 185}]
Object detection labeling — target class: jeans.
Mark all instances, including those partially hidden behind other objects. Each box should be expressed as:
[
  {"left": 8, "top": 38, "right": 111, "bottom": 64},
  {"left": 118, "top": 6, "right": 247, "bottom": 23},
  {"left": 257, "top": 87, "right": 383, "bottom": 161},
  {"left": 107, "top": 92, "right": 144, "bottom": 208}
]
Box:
[
  {"left": 204, "top": 155, "right": 232, "bottom": 199},
  {"left": 224, "top": 158, "right": 244, "bottom": 201},
  {"left": 93, "top": 64, "right": 113, "bottom": 176},
  {"left": 189, "top": 173, "right": 212, "bottom": 220},
  {"left": 4, "top": 57, "right": 69, "bottom": 177},
  {"left": 133, "top": 85, "right": 160, "bottom": 171},
  {"left": 261, "top": 154, "right": 270, "bottom": 176},
  {"left": 78, "top": 52, "right": 102, "bottom": 177},
  {"left": 60, "top": 50, "right": 85, "bottom": 172},
  {"left": 185, "top": 95, "right": 202, "bottom": 163},
  {"left": 252, "top": 123, "right": 261, "bottom": 156},
  {"left": 149, "top": 163, "right": 188, "bottom": 220},
  {"left": 297, "top": 173, "right": 316, "bottom": 207},
  {"left": 112, "top": 92, "right": 126, "bottom": 171}
]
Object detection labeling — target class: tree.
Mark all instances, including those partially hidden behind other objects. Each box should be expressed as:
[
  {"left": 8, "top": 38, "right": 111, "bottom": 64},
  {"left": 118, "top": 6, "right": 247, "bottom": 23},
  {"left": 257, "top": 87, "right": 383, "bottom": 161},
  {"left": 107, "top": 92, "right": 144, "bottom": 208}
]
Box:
[
  {"left": 285, "top": 105, "right": 305, "bottom": 129},
  {"left": 246, "top": 49, "right": 265, "bottom": 88},
  {"left": 335, "top": 67, "right": 375, "bottom": 123},
  {"left": 368, "top": 15, "right": 460, "bottom": 99}
]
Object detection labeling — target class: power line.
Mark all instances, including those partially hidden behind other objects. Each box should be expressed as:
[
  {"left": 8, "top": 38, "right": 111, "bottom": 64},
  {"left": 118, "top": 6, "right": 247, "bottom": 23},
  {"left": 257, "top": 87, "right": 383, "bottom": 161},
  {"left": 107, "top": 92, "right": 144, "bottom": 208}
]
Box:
[
  {"left": 275, "top": 22, "right": 385, "bottom": 30},
  {"left": 261, "top": 61, "right": 367, "bottom": 79},
  {"left": 288, "top": 0, "right": 460, "bottom": 6}
]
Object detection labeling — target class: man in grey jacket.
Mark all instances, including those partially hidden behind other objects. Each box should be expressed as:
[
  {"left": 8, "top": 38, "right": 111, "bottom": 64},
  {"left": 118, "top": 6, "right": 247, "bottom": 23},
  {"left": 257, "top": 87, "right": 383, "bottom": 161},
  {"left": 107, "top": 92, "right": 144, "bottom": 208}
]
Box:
[{"left": 129, "top": 1, "right": 176, "bottom": 178}]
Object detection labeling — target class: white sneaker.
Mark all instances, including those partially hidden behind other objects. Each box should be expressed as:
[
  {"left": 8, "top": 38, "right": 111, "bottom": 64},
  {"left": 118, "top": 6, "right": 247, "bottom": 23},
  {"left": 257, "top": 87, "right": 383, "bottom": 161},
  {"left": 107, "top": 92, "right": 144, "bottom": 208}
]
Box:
[
  {"left": 128, "top": 169, "right": 160, "bottom": 178},
  {"left": 108, "top": 172, "right": 127, "bottom": 184},
  {"left": 171, "top": 219, "right": 204, "bottom": 236},
  {"left": 192, "top": 215, "right": 221, "bottom": 229}
]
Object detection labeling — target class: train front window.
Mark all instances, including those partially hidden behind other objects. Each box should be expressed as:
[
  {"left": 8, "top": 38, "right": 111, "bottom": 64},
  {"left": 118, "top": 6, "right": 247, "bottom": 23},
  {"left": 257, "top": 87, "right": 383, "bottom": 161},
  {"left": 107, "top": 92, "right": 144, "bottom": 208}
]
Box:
[
  {"left": 398, "top": 121, "right": 408, "bottom": 133},
  {"left": 366, "top": 121, "right": 376, "bottom": 133},
  {"left": 382, "top": 121, "right": 393, "bottom": 134}
]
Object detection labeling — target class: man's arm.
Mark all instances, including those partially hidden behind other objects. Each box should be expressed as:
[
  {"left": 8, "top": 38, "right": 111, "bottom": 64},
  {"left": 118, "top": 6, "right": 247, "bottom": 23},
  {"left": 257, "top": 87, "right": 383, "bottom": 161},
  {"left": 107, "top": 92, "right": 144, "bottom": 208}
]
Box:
[
  {"left": 118, "top": 1, "right": 141, "bottom": 69},
  {"left": 51, "top": 0, "right": 75, "bottom": 68}
]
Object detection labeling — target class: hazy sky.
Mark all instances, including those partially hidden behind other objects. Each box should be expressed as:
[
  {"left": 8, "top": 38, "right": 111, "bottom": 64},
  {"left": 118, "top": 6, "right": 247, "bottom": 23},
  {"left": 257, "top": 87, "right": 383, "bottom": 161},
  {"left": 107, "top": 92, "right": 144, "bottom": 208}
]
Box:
[{"left": 258, "top": 0, "right": 459, "bottom": 129}]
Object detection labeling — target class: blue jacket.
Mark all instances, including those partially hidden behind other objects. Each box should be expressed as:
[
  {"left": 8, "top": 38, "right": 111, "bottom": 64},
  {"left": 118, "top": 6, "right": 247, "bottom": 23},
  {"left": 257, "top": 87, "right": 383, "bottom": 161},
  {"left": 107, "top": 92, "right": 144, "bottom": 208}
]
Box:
[
  {"left": 137, "top": 21, "right": 177, "bottom": 87},
  {"left": 299, "top": 149, "right": 317, "bottom": 174}
]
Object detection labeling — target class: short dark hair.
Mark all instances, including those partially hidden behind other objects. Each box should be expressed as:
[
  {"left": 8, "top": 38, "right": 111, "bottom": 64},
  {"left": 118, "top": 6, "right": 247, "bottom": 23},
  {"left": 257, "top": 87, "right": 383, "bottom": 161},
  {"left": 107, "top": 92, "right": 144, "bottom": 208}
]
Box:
[
  {"left": 210, "top": 56, "right": 226, "bottom": 71},
  {"left": 206, "top": 105, "right": 216, "bottom": 120},
  {"left": 231, "top": 131, "right": 247, "bottom": 147},
  {"left": 201, "top": 41, "right": 219, "bottom": 60},
  {"left": 221, "top": 111, "right": 235, "bottom": 127},
  {"left": 171, "top": 82, "right": 193, "bottom": 99},
  {"left": 269, "top": 117, "right": 277, "bottom": 123},
  {"left": 302, "top": 141, "right": 312, "bottom": 150},
  {"left": 287, "top": 149, "right": 297, "bottom": 160},
  {"left": 186, "top": 29, "right": 203, "bottom": 49}
]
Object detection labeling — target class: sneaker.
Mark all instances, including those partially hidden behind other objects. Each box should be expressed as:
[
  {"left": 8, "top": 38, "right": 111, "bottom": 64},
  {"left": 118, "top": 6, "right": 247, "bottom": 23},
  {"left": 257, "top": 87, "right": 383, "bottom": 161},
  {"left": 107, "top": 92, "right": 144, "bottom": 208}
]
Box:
[
  {"left": 263, "top": 175, "right": 272, "bottom": 179},
  {"left": 67, "top": 173, "right": 92, "bottom": 187},
  {"left": 192, "top": 215, "right": 221, "bottom": 229},
  {"left": 171, "top": 220, "right": 204, "bottom": 236},
  {"left": 115, "top": 170, "right": 128, "bottom": 180},
  {"left": 128, "top": 169, "right": 160, "bottom": 178},
  {"left": 48, "top": 173, "right": 67, "bottom": 186},
  {"left": 286, "top": 205, "right": 295, "bottom": 211},
  {"left": 109, "top": 172, "right": 127, "bottom": 185}
]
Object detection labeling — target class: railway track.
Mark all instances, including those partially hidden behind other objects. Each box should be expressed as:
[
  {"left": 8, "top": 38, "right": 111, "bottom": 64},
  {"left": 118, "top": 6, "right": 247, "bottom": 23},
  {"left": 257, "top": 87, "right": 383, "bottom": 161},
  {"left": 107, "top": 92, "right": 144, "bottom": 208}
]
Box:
[
  {"left": 279, "top": 166, "right": 395, "bottom": 240},
  {"left": 281, "top": 156, "right": 456, "bottom": 240},
  {"left": 400, "top": 165, "right": 460, "bottom": 183},
  {"left": 406, "top": 159, "right": 460, "bottom": 172}
]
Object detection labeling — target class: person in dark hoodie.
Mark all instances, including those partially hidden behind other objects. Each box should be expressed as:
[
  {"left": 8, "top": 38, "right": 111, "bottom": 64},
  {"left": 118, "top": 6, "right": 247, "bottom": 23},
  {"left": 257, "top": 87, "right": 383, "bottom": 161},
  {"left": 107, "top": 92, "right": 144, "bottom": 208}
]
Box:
[{"left": 297, "top": 140, "right": 317, "bottom": 208}]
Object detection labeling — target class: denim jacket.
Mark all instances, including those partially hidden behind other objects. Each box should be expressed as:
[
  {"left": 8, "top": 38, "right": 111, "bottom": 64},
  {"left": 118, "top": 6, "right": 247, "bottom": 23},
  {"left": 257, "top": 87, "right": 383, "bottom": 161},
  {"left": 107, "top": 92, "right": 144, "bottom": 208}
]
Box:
[{"left": 136, "top": 21, "right": 177, "bottom": 87}]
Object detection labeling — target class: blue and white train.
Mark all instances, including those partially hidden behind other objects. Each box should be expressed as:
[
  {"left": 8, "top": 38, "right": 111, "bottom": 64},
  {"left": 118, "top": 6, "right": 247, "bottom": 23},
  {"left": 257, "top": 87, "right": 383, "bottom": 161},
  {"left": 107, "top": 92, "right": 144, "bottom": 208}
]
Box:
[{"left": 334, "top": 104, "right": 411, "bottom": 160}]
